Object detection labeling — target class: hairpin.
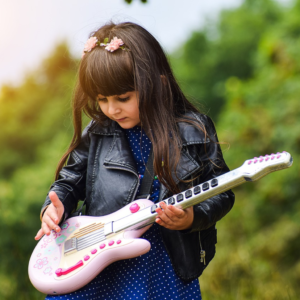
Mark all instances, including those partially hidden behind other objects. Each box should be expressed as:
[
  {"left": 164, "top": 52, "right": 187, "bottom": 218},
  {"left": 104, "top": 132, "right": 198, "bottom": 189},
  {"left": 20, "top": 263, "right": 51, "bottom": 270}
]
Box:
[{"left": 82, "top": 36, "right": 126, "bottom": 57}]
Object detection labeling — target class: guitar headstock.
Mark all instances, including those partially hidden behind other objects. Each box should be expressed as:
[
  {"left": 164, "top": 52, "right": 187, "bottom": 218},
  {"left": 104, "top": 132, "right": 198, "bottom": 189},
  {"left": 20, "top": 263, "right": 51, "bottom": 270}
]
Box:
[{"left": 241, "top": 151, "right": 293, "bottom": 182}]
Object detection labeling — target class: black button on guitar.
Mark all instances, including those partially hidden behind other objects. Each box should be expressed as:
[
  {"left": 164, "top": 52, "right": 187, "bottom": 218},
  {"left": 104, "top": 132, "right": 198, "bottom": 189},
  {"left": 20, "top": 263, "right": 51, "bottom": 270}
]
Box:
[
  {"left": 202, "top": 182, "right": 209, "bottom": 191},
  {"left": 185, "top": 190, "right": 192, "bottom": 198},
  {"left": 177, "top": 194, "right": 184, "bottom": 202},
  {"left": 194, "top": 186, "right": 201, "bottom": 194}
]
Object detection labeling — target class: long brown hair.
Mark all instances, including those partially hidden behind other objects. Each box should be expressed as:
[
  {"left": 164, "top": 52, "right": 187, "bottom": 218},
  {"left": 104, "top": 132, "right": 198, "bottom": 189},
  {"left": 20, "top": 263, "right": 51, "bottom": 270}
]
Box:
[{"left": 56, "top": 22, "right": 208, "bottom": 194}]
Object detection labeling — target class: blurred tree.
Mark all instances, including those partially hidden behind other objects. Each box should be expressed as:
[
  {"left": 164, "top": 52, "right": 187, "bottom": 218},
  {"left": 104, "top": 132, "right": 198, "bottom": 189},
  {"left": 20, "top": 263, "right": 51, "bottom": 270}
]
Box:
[
  {"left": 199, "top": 1, "right": 300, "bottom": 299},
  {"left": 0, "top": 43, "right": 77, "bottom": 178},
  {"left": 170, "top": 0, "right": 282, "bottom": 121}
]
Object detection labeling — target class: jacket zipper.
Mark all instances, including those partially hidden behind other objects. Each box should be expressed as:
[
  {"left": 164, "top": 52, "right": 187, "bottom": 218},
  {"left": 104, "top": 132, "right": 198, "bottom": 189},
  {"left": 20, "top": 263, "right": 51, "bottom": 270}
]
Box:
[{"left": 199, "top": 231, "right": 206, "bottom": 265}]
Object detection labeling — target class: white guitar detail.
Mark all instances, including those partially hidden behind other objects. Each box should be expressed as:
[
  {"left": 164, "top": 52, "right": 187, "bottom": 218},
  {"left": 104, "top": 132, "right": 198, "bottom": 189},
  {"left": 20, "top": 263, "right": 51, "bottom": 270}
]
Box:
[{"left": 28, "top": 151, "right": 293, "bottom": 295}]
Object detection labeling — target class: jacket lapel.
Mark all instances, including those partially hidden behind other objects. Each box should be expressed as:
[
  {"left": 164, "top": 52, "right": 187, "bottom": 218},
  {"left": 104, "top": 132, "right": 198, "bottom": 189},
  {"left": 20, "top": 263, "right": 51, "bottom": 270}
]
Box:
[
  {"left": 88, "top": 120, "right": 138, "bottom": 174},
  {"left": 103, "top": 131, "right": 138, "bottom": 174}
]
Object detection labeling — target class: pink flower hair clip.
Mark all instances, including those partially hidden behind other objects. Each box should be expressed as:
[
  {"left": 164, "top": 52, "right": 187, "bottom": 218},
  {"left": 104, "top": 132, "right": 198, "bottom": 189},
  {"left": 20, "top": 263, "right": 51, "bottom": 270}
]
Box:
[
  {"left": 100, "top": 37, "right": 125, "bottom": 52},
  {"left": 82, "top": 36, "right": 127, "bottom": 57},
  {"left": 82, "top": 37, "right": 100, "bottom": 57}
]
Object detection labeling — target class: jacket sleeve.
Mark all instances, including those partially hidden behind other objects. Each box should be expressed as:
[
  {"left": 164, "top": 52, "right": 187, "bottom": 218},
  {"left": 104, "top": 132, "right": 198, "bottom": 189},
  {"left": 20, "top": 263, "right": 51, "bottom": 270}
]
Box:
[
  {"left": 41, "top": 122, "right": 92, "bottom": 221},
  {"left": 188, "top": 115, "right": 235, "bottom": 232}
]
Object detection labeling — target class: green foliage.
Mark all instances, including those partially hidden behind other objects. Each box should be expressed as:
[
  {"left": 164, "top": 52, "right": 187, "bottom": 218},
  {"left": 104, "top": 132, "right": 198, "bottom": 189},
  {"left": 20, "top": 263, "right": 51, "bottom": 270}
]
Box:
[
  {"left": 196, "top": 1, "right": 300, "bottom": 299},
  {"left": 0, "top": 43, "right": 78, "bottom": 299},
  {"left": 170, "top": 0, "right": 282, "bottom": 120},
  {"left": 0, "top": 43, "right": 76, "bottom": 178}
]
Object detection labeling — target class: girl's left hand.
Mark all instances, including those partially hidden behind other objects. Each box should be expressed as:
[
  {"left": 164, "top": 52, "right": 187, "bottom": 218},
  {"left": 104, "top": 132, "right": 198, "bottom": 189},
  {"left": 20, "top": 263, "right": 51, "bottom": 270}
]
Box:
[{"left": 155, "top": 201, "right": 194, "bottom": 230}]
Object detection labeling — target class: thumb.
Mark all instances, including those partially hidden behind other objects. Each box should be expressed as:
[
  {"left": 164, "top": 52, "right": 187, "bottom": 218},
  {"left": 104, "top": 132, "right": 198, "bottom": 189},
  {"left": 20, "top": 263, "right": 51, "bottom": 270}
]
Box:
[{"left": 49, "top": 191, "right": 63, "bottom": 209}]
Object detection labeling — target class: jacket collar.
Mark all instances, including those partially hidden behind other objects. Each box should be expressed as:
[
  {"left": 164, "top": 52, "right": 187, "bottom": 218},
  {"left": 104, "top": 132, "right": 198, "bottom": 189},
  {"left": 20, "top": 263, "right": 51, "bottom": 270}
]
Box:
[
  {"left": 87, "top": 112, "right": 209, "bottom": 146},
  {"left": 87, "top": 113, "right": 207, "bottom": 200},
  {"left": 88, "top": 120, "right": 122, "bottom": 136}
]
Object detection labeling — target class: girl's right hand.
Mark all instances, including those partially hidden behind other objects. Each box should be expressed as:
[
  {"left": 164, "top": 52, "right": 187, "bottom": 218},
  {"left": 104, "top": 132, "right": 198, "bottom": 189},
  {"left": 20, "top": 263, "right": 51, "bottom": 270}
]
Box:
[{"left": 35, "top": 191, "right": 65, "bottom": 240}]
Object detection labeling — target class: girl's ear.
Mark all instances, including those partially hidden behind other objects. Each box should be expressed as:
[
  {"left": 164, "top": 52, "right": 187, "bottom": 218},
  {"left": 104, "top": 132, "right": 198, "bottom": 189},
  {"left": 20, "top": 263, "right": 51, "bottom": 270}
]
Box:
[{"left": 160, "top": 75, "right": 168, "bottom": 85}]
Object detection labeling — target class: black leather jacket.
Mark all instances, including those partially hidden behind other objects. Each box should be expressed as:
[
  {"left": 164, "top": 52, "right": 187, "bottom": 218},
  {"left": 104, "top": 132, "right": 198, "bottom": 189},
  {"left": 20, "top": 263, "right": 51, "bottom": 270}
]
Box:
[{"left": 42, "top": 112, "right": 235, "bottom": 281}]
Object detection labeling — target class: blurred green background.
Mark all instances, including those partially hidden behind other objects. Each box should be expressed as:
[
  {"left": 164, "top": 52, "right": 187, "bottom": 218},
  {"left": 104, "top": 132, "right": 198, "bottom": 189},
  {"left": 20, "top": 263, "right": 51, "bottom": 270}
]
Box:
[{"left": 0, "top": 0, "right": 299, "bottom": 299}]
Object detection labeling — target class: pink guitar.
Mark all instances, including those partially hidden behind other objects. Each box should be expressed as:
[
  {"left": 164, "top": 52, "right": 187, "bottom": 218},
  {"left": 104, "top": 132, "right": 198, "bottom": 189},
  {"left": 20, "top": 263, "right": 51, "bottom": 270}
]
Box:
[{"left": 29, "top": 151, "right": 293, "bottom": 295}]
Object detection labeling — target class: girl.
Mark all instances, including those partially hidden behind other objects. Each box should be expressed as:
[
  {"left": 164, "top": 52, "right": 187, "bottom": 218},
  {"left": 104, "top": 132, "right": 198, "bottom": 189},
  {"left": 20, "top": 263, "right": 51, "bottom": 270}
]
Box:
[{"left": 35, "top": 22, "right": 235, "bottom": 300}]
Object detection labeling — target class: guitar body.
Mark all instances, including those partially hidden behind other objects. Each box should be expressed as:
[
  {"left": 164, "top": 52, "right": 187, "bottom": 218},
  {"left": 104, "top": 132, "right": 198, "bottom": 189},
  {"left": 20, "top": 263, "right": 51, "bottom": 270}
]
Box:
[{"left": 29, "top": 199, "right": 154, "bottom": 295}]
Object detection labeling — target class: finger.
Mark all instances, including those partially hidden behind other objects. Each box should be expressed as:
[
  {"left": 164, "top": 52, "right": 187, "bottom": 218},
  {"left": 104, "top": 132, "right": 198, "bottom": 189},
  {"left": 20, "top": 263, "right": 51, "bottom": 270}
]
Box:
[
  {"left": 166, "top": 205, "right": 186, "bottom": 218},
  {"left": 48, "top": 192, "right": 64, "bottom": 220},
  {"left": 35, "top": 228, "right": 45, "bottom": 240},
  {"left": 41, "top": 221, "right": 52, "bottom": 236},
  {"left": 43, "top": 214, "right": 61, "bottom": 232},
  {"left": 49, "top": 191, "right": 63, "bottom": 209},
  {"left": 155, "top": 207, "right": 174, "bottom": 225},
  {"left": 158, "top": 202, "right": 181, "bottom": 221},
  {"left": 155, "top": 216, "right": 170, "bottom": 228},
  {"left": 47, "top": 208, "right": 60, "bottom": 225}
]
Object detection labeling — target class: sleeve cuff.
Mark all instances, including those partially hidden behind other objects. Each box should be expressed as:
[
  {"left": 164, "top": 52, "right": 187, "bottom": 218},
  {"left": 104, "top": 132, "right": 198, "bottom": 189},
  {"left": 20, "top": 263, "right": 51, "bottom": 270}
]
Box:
[{"left": 40, "top": 205, "right": 49, "bottom": 222}]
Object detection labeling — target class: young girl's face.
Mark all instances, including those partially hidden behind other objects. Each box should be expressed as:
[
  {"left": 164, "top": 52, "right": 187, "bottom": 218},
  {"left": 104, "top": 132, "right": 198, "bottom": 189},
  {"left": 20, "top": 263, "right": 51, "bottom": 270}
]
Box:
[{"left": 97, "top": 91, "right": 140, "bottom": 129}]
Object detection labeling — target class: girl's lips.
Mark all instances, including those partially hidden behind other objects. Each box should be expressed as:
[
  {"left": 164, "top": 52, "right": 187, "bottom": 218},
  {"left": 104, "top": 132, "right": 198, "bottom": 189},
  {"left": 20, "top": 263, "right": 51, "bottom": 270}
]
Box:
[{"left": 115, "top": 117, "right": 126, "bottom": 122}]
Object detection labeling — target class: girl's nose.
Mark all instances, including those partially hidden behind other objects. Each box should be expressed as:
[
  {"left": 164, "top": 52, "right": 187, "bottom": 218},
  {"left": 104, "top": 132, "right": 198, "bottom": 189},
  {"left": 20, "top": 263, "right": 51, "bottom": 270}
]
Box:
[{"left": 108, "top": 101, "right": 121, "bottom": 115}]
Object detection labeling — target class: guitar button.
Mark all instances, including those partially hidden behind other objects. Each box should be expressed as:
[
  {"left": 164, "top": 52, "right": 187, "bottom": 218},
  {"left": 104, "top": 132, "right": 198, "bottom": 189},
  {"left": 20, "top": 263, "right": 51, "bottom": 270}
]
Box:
[
  {"left": 91, "top": 249, "right": 97, "bottom": 254},
  {"left": 177, "top": 194, "right": 184, "bottom": 203},
  {"left": 168, "top": 197, "right": 175, "bottom": 205},
  {"left": 211, "top": 179, "right": 218, "bottom": 187},
  {"left": 100, "top": 244, "right": 106, "bottom": 249},
  {"left": 265, "top": 157, "right": 269, "bottom": 161},
  {"left": 117, "top": 240, "right": 122, "bottom": 244},
  {"left": 271, "top": 156, "right": 275, "bottom": 160},
  {"left": 277, "top": 155, "right": 281, "bottom": 159},
  {"left": 108, "top": 241, "right": 114, "bottom": 246},
  {"left": 194, "top": 186, "right": 201, "bottom": 195},
  {"left": 259, "top": 158, "right": 263, "bottom": 162},
  {"left": 151, "top": 204, "right": 157, "bottom": 214},
  {"left": 202, "top": 182, "right": 209, "bottom": 191},
  {"left": 84, "top": 255, "right": 90, "bottom": 261},
  {"left": 129, "top": 203, "right": 140, "bottom": 213},
  {"left": 254, "top": 159, "right": 258, "bottom": 163},
  {"left": 248, "top": 160, "right": 252, "bottom": 165},
  {"left": 185, "top": 190, "right": 192, "bottom": 198}
]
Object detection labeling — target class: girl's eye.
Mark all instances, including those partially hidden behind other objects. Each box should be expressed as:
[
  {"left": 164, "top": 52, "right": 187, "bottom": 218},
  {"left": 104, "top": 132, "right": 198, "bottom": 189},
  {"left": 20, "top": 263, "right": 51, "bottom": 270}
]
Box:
[
  {"left": 97, "top": 97, "right": 107, "bottom": 102},
  {"left": 118, "top": 97, "right": 130, "bottom": 102}
]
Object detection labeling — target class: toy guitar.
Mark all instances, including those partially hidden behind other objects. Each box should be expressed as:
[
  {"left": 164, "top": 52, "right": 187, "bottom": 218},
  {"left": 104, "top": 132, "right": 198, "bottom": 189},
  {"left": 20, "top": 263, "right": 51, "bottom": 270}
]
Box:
[{"left": 29, "top": 151, "right": 293, "bottom": 295}]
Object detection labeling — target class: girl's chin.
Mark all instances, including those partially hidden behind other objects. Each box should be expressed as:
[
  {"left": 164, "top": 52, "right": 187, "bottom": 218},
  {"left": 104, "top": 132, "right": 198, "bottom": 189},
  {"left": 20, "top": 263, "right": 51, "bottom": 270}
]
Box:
[{"left": 116, "top": 120, "right": 141, "bottom": 129}]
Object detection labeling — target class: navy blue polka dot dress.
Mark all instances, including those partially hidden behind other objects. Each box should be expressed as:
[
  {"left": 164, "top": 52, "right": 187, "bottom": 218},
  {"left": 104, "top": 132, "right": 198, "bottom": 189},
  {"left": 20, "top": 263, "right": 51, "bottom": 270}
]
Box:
[{"left": 45, "top": 126, "right": 201, "bottom": 300}]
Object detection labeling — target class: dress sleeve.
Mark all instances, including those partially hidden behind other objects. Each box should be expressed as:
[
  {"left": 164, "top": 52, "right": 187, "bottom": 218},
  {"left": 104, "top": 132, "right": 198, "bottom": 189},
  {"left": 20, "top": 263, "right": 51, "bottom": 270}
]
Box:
[
  {"left": 40, "top": 122, "right": 92, "bottom": 221},
  {"left": 188, "top": 115, "right": 235, "bottom": 232}
]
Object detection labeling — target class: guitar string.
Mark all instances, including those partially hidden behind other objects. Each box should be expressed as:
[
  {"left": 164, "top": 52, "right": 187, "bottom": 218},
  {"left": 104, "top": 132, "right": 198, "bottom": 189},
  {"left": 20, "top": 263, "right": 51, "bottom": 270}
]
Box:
[{"left": 76, "top": 229, "right": 106, "bottom": 251}]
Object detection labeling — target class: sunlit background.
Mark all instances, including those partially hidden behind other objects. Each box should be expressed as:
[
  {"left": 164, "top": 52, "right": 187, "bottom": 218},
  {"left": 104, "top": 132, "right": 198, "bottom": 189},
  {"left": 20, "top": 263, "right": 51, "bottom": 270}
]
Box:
[
  {"left": 0, "top": 0, "right": 299, "bottom": 299},
  {"left": 0, "top": 0, "right": 244, "bottom": 86}
]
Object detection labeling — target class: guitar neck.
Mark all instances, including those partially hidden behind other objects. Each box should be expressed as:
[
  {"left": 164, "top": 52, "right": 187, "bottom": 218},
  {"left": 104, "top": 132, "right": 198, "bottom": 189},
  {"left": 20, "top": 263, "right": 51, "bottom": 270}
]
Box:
[{"left": 110, "top": 152, "right": 293, "bottom": 234}]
